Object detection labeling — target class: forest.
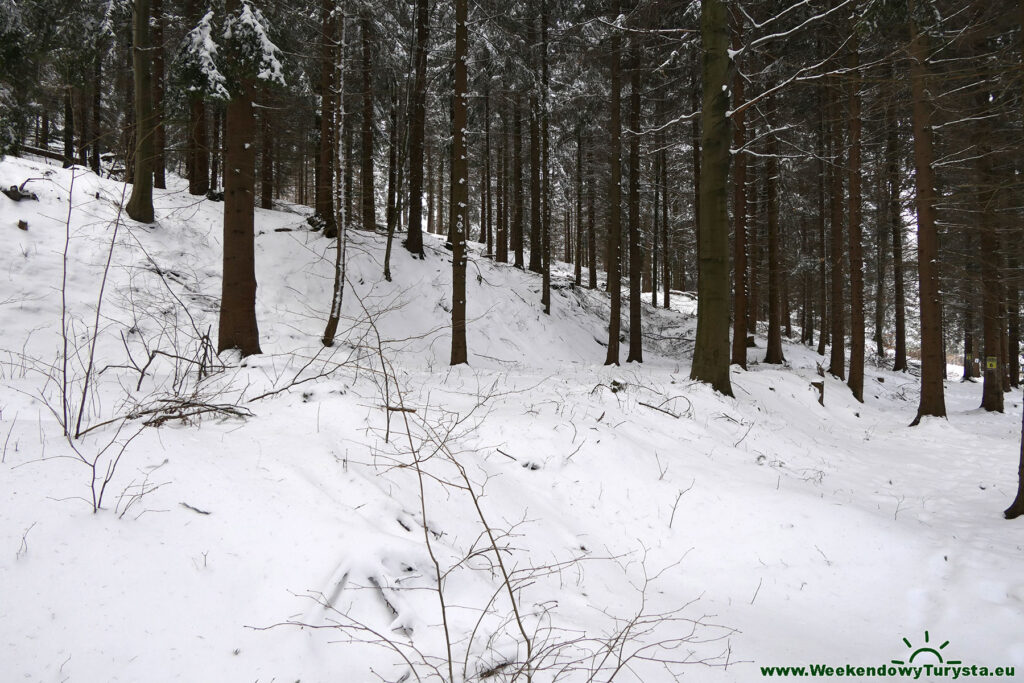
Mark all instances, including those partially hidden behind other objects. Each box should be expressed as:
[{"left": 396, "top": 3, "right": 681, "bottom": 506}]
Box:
[{"left": 1, "top": 0, "right": 1024, "bottom": 681}]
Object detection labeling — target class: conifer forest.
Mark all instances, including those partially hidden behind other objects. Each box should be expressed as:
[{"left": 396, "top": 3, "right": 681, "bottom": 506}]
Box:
[{"left": 1, "top": 0, "right": 1023, "bottom": 681}]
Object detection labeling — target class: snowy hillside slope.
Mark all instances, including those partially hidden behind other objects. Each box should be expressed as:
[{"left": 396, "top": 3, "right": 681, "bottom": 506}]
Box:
[{"left": 1, "top": 156, "right": 1022, "bottom": 682}]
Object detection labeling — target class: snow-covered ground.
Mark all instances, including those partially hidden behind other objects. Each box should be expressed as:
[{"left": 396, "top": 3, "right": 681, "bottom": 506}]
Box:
[{"left": 1, "top": 156, "right": 1022, "bottom": 682}]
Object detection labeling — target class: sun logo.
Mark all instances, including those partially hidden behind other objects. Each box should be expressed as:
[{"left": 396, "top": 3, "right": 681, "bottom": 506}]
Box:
[{"left": 891, "top": 631, "right": 962, "bottom": 666}]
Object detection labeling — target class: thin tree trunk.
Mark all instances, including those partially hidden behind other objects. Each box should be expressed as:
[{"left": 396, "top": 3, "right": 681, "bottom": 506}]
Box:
[
  {"left": 450, "top": 0, "right": 469, "bottom": 365},
  {"left": 317, "top": 0, "right": 337, "bottom": 236},
  {"left": 91, "top": 54, "right": 102, "bottom": 174},
  {"left": 827, "top": 77, "right": 845, "bottom": 379},
  {"left": 540, "top": 0, "right": 551, "bottom": 313},
  {"left": 152, "top": 0, "right": 166, "bottom": 189},
  {"left": 604, "top": 4, "right": 623, "bottom": 366},
  {"left": 661, "top": 140, "right": 670, "bottom": 307},
  {"left": 260, "top": 86, "right": 273, "bottom": 210},
  {"left": 360, "top": 11, "right": 375, "bottom": 232},
  {"left": 575, "top": 126, "right": 583, "bottom": 287},
  {"left": 764, "top": 128, "right": 784, "bottom": 364},
  {"left": 513, "top": 100, "right": 525, "bottom": 269},
  {"left": 63, "top": 86, "right": 74, "bottom": 168},
  {"left": 731, "top": 11, "right": 747, "bottom": 367},
  {"left": 405, "top": 0, "right": 428, "bottom": 255},
  {"left": 847, "top": 29, "right": 865, "bottom": 401},
  {"left": 908, "top": 0, "right": 946, "bottom": 423},
  {"left": 587, "top": 141, "right": 597, "bottom": 290},
  {"left": 626, "top": 36, "right": 642, "bottom": 362}
]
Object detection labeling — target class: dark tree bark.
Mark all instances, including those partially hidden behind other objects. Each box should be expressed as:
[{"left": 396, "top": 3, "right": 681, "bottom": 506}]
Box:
[
  {"left": 587, "top": 141, "right": 598, "bottom": 290},
  {"left": 847, "top": 29, "right": 865, "bottom": 402},
  {"left": 1005, "top": 404, "right": 1024, "bottom": 519},
  {"left": 604, "top": 5, "right": 623, "bottom": 366},
  {"left": 316, "top": 0, "right": 337, "bottom": 236},
  {"left": 731, "top": 12, "right": 747, "bottom": 368},
  {"left": 218, "top": 0, "right": 261, "bottom": 357},
  {"left": 405, "top": 0, "right": 429, "bottom": 255},
  {"left": 815, "top": 76, "right": 828, "bottom": 357},
  {"left": 360, "top": 11, "right": 375, "bottom": 232},
  {"left": 386, "top": 88, "right": 399, "bottom": 237},
  {"left": 260, "top": 86, "right": 273, "bottom": 210},
  {"left": 690, "top": 0, "right": 732, "bottom": 395},
  {"left": 827, "top": 77, "right": 845, "bottom": 379},
  {"left": 450, "top": 0, "right": 468, "bottom": 365},
  {"left": 1009, "top": 256, "right": 1020, "bottom": 388},
  {"left": 152, "top": 0, "right": 166, "bottom": 189},
  {"left": 661, "top": 138, "right": 669, "bottom": 308},
  {"left": 497, "top": 122, "right": 508, "bottom": 263},
  {"left": 188, "top": 98, "right": 209, "bottom": 195},
  {"left": 528, "top": 44, "right": 543, "bottom": 274},
  {"left": 885, "top": 78, "right": 908, "bottom": 371},
  {"left": 575, "top": 126, "right": 583, "bottom": 287},
  {"left": 626, "top": 36, "right": 643, "bottom": 363},
  {"left": 63, "top": 86, "right": 74, "bottom": 168},
  {"left": 513, "top": 101, "right": 525, "bottom": 269},
  {"left": 126, "top": 0, "right": 155, "bottom": 223},
  {"left": 908, "top": 0, "right": 946, "bottom": 424},
  {"left": 540, "top": 0, "right": 551, "bottom": 313},
  {"left": 764, "top": 129, "right": 784, "bottom": 364},
  {"left": 978, "top": 102, "right": 1004, "bottom": 413},
  {"left": 483, "top": 85, "right": 492, "bottom": 256},
  {"left": 91, "top": 54, "right": 102, "bottom": 174}
]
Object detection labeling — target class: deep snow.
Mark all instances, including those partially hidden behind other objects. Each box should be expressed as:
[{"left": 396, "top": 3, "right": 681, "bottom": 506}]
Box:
[{"left": 1, "top": 156, "right": 1022, "bottom": 682}]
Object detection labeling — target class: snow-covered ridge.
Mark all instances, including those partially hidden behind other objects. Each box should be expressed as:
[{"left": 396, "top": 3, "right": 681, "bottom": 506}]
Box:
[{"left": 1, "top": 156, "right": 1022, "bottom": 682}]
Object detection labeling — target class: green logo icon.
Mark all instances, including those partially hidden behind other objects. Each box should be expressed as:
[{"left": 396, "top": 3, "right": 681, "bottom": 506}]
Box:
[{"left": 891, "top": 631, "right": 962, "bottom": 666}]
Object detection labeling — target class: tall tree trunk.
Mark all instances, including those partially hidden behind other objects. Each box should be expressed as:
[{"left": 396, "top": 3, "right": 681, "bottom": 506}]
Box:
[
  {"left": 528, "top": 42, "right": 543, "bottom": 275},
  {"left": 513, "top": 100, "right": 525, "bottom": 269},
  {"left": 978, "top": 98, "right": 1003, "bottom": 412},
  {"left": 152, "top": 0, "right": 166, "bottom": 189},
  {"left": 690, "top": 0, "right": 732, "bottom": 395},
  {"left": 731, "top": 11, "right": 747, "bottom": 368},
  {"left": 626, "top": 36, "right": 642, "bottom": 362},
  {"left": 450, "top": 0, "right": 469, "bottom": 365},
  {"left": 815, "top": 75, "right": 828, "bottom": 356},
  {"left": 827, "top": 77, "right": 845, "bottom": 379},
  {"left": 497, "top": 124, "right": 508, "bottom": 263},
  {"left": 575, "top": 127, "right": 583, "bottom": 286},
  {"left": 405, "top": 0, "right": 429, "bottom": 256},
  {"left": 316, "top": 0, "right": 337, "bottom": 236},
  {"left": 360, "top": 12, "right": 375, "bottom": 232},
  {"left": 126, "top": 0, "right": 155, "bottom": 223},
  {"left": 63, "top": 86, "right": 74, "bottom": 168},
  {"left": 764, "top": 129, "right": 784, "bottom": 364},
  {"left": 690, "top": 50, "right": 701, "bottom": 285},
  {"left": 587, "top": 142, "right": 598, "bottom": 290},
  {"left": 604, "top": 5, "right": 623, "bottom": 366},
  {"left": 847, "top": 29, "right": 865, "bottom": 401},
  {"left": 483, "top": 85, "right": 492, "bottom": 255},
  {"left": 540, "top": 0, "right": 552, "bottom": 313},
  {"left": 91, "top": 54, "right": 102, "bottom": 174},
  {"left": 1009, "top": 256, "right": 1020, "bottom": 388},
  {"left": 260, "top": 86, "right": 273, "bottom": 210},
  {"left": 218, "top": 1, "right": 261, "bottom": 356},
  {"left": 661, "top": 139, "right": 670, "bottom": 308},
  {"left": 886, "top": 89, "right": 908, "bottom": 371},
  {"left": 908, "top": 0, "right": 946, "bottom": 424},
  {"left": 189, "top": 96, "right": 209, "bottom": 195},
  {"left": 1006, "top": 0, "right": 1024, "bottom": 520},
  {"left": 77, "top": 86, "right": 89, "bottom": 166},
  {"left": 651, "top": 138, "right": 659, "bottom": 306},
  {"left": 386, "top": 89, "right": 399, "bottom": 237}
]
